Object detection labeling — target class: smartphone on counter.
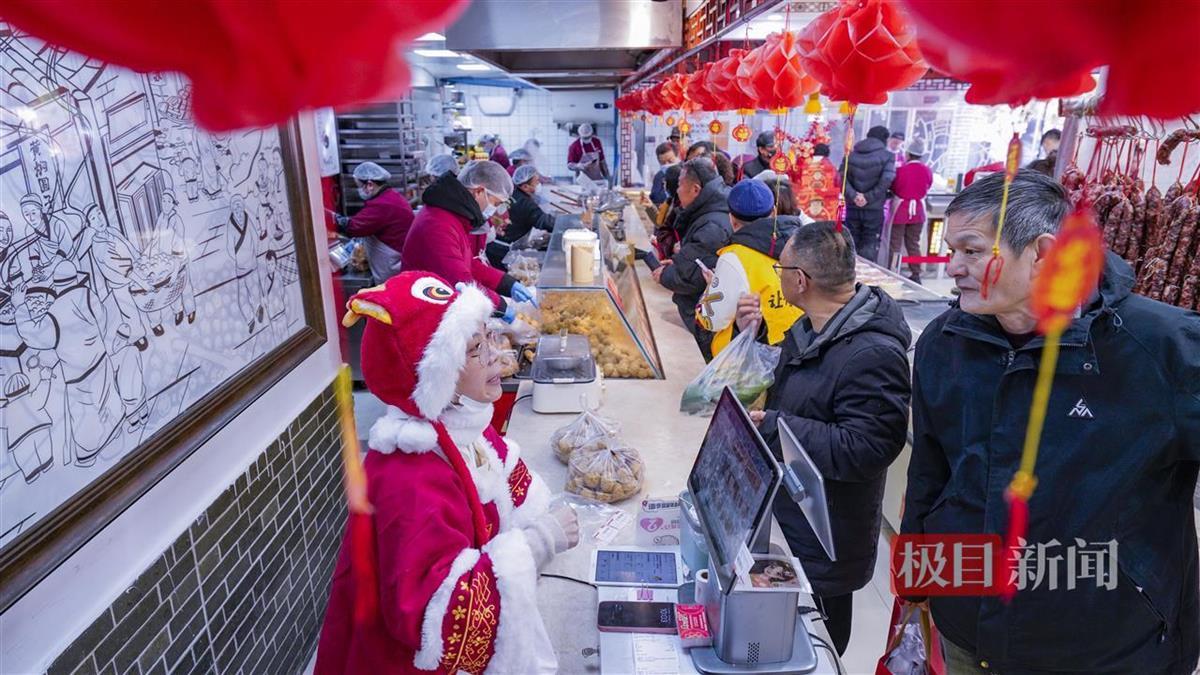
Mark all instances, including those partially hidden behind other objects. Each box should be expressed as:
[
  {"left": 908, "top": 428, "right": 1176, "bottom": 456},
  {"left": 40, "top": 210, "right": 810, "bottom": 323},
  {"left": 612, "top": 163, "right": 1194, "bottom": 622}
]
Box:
[{"left": 597, "top": 601, "right": 678, "bottom": 634}]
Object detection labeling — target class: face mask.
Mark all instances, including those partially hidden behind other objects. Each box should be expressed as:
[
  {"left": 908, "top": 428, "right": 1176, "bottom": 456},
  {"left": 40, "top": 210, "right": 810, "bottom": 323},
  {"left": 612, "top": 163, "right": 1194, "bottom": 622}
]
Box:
[
  {"left": 456, "top": 394, "right": 493, "bottom": 414},
  {"left": 481, "top": 203, "right": 497, "bottom": 219},
  {"left": 357, "top": 186, "right": 372, "bottom": 200}
]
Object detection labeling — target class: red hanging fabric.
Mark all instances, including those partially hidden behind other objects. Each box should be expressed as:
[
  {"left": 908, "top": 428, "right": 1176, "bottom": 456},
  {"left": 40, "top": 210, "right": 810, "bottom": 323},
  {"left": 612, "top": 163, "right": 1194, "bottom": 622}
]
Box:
[{"left": 1, "top": 0, "right": 468, "bottom": 131}]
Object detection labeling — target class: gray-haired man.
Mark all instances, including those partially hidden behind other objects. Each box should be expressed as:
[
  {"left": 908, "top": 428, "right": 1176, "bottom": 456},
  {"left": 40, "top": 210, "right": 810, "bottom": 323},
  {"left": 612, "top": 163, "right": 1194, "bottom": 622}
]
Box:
[{"left": 901, "top": 170, "right": 1200, "bottom": 674}]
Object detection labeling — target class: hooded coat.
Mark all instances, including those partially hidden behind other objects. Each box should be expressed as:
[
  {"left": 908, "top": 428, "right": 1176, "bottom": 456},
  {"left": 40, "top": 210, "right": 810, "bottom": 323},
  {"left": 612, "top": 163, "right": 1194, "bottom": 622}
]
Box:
[
  {"left": 902, "top": 253, "right": 1200, "bottom": 674},
  {"left": 844, "top": 137, "right": 897, "bottom": 212},
  {"left": 659, "top": 177, "right": 732, "bottom": 331},
  {"left": 402, "top": 173, "right": 516, "bottom": 310},
  {"left": 756, "top": 284, "right": 913, "bottom": 597}
]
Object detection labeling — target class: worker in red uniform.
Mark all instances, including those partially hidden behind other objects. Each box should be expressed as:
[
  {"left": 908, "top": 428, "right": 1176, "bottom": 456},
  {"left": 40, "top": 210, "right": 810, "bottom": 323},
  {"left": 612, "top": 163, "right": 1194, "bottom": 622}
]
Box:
[
  {"left": 401, "top": 160, "right": 536, "bottom": 320},
  {"left": 888, "top": 140, "right": 934, "bottom": 284},
  {"left": 567, "top": 123, "right": 609, "bottom": 183},
  {"left": 480, "top": 134, "right": 510, "bottom": 169},
  {"left": 331, "top": 162, "right": 414, "bottom": 283}
]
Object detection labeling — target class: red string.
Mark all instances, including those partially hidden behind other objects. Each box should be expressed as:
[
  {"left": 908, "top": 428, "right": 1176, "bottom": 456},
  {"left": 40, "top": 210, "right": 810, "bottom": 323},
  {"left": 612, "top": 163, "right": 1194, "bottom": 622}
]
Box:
[{"left": 1179, "top": 142, "right": 1191, "bottom": 184}]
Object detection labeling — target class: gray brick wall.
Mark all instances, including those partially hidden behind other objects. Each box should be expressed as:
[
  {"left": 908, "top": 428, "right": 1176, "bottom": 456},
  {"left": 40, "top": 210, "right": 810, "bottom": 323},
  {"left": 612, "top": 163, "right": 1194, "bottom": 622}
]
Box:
[{"left": 48, "top": 384, "right": 344, "bottom": 675}]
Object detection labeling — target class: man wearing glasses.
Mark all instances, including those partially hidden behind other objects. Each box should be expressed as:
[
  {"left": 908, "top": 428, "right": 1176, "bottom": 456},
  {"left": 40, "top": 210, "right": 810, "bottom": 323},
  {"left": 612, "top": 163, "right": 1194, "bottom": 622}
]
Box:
[{"left": 737, "top": 221, "right": 913, "bottom": 655}]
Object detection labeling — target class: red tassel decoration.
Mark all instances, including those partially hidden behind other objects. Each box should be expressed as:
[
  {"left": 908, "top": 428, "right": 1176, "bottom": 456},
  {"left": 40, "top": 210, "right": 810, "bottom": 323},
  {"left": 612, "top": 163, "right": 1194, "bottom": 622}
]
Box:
[
  {"left": 349, "top": 511, "right": 379, "bottom": 623},
  {"left": 1001, "top": 471, "right": 1036, "bottom": 603}
]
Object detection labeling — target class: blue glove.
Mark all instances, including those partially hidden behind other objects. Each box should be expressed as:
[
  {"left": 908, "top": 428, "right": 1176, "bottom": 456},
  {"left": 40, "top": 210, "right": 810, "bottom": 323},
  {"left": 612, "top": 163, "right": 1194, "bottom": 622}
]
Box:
[
  {"left": 501, "top": 302, "right": 516, "bottom": 323},
  {"left": 510, "top": 281, "right": 538, "bottom": 306}
]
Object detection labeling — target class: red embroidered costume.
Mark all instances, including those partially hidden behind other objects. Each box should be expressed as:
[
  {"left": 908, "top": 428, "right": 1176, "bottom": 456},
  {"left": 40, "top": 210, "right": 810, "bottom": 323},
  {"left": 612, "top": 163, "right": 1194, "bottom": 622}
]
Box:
[{"left": 315, "top": 273, "right": 558, "bottom": 674}]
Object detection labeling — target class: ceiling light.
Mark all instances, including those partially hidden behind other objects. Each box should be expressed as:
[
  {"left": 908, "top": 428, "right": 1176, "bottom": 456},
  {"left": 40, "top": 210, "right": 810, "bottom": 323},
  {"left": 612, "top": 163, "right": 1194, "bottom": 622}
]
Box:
[
  {"left": 456, "top": 63, "right": 492, "bottom": 71},
  {"left": 413, "top": 49, "right": 460, "bottom": 58},
  {"left": 416, "top": 32, "right": 445, "bottom": 41}
]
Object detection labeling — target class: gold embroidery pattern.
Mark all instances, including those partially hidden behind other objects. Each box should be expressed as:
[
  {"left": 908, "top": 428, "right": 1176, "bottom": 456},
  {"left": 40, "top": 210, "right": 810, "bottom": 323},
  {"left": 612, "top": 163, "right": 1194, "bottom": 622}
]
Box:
[
  {"left": 508, "top": 459, "right": 532, "bottom": 506},
  {"left": 440, "top": 565, "right": 499, "bottom": 674}
]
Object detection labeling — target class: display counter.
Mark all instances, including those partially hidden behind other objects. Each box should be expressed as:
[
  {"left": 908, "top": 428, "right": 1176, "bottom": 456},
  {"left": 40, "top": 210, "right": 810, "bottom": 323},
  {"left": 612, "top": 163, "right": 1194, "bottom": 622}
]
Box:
[{"left": 507, "top": 211, "right": 842, "bottom": 674}]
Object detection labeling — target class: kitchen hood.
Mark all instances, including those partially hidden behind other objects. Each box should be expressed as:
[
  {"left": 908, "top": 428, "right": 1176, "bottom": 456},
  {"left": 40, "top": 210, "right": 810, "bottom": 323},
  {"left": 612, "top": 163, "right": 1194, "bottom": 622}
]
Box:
[{"left": 445, "top": 0, "right": 682, "bottom": 89}]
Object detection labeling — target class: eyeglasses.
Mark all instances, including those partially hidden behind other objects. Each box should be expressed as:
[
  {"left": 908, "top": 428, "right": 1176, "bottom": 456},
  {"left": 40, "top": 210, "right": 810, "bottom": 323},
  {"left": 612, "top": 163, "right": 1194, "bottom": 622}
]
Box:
[
  {"left": 467, "top": 330, "right": 500, "bottom": 364},
  {"left": 772, "top": 263, "right": 809, "bottom": 278}
]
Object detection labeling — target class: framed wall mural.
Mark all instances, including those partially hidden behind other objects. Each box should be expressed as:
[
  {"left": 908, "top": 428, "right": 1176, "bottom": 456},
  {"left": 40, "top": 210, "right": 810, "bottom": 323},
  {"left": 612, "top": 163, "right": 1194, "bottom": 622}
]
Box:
[{"left": 0, "top": 25, "right": 326, "bottom": 609}]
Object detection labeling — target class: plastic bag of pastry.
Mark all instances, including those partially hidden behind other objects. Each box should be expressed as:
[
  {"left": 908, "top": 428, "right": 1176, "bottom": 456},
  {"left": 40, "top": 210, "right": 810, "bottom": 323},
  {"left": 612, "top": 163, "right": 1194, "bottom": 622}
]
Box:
[
  {"left": 565, "top": 442, "right": 645, "bottom": 504},
  {"left": 550, "top": 404, "right": 622, "bottom": 463},
  {"left": 680, "top": 321, "right": 780, "bottom": 416}
]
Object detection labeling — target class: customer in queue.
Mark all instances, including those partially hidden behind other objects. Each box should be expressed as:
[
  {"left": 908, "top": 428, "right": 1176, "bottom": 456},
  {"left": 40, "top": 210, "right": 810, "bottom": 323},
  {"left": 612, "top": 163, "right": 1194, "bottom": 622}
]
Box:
[
  {"left": 486, "top": 165, "right": 556, "bottom": 268},
  {"left": 696, "top": 179, "right": 804, "bottom": 357},
  {"left": 402, "top": 160, "right": 535, "bottom": 319},
  {"left": 651, "top": 157, "right": 731, "bottom": 360},
  {"left": 737, "top": 221, "right": 912, "bottom": 655},
  {"left": 685, "top": 140, "right": 717, "bottom": 161},
  {"left": 901, "top": 170, "right": 1200, "bottom": 674},
  {"left": 844, "top": 125, "right": 897, "bottom": 263},
  {"left": 330, "top": 161, "right": 414, "bottom": 283},
  {"left": 650, "top": 141, "right": 680, "bottom": 206},
  {"left": 316, "top": 272, "right": 578, "bottom": 675},
  {"left": 742, "top": 131, "right": 777, "bottom": 179}
]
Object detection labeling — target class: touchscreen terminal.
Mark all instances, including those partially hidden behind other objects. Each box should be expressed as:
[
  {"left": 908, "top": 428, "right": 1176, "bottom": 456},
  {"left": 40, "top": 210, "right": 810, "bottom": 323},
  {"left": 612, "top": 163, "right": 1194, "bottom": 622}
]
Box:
[{"left": 686, "top": 387, "right": 782, "bottom": 593}]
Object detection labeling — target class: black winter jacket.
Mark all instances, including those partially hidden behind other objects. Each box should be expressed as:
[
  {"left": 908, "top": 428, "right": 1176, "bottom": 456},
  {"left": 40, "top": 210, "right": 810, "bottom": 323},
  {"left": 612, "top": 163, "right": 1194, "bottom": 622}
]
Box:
[
  {"left": 499, "top": 187, "right": 555, "bottom": 245},
  {"left": 758, "top": 284, "right": 913, "bottom": 597},
  {"left": 742, "top": 155, "right": 771, "bottom": 179},
  {"left": 660, "top": 177, "right": 732, "bottom": 328},
  {"left": 844, "top": 137, "right": 896, "bottom": 211},
  {"left": 902, "top": 252, "right": 1200, "bottom": 674}
]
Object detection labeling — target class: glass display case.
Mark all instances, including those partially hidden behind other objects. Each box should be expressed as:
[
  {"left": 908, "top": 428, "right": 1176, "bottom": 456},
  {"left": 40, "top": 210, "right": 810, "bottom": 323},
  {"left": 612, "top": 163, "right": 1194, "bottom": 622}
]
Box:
[{"left": 537, "top": 217, "right": 664, "bottom": 379}]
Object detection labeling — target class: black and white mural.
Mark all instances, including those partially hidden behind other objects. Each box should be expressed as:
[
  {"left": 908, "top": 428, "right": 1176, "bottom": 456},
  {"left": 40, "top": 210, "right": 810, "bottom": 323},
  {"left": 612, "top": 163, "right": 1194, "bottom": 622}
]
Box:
[{"left": 0, "top": 27, "right": 307, "bottom": 549}]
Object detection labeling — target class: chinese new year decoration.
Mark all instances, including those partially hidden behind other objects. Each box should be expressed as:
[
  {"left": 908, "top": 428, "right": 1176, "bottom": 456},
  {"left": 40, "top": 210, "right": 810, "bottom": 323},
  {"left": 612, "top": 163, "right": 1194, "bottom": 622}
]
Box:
[
  {"left": 980, "top": 133, "right": 1023, "bottom": 299},
  {"left": 740, "top": 31, "right": 819, "bottom": 113},
  {"left": 334, "top": 365, "right": 379, "bottom": 623},
  {"left": 902, "top": 0, "right": 1200, "bottom": 118},
  {"left": 709, "top": 119, "right": 724, "bottom": 136},
  {"left": 799, "top": 0, "right": 928, "bottom": 106},
  {"left": 679, "top": 120, "right": 692, "bottom": 135},
  {"left": 660, "top": 74, "right": 687, "bottom": 112},
  {"left": 686, "top": 63, "right": 722, "bottom": 112},
  {"left": 665, "top": 114, "right": 677, "bottom": 127},
  {"left": 0, "top": 0, "right": 469, "bottom": 132},
  {"left": 707, "top": 49, "right": 758, "bottom": 112},
  {"left": 770, "top": 152, "right": 791, "bottom": 173},
  {"left": 732, "top": 123, "right": 752, "bottom": 143},
  {"left": 1001, "top": 205, "right": 1104, "bottom": 602}
]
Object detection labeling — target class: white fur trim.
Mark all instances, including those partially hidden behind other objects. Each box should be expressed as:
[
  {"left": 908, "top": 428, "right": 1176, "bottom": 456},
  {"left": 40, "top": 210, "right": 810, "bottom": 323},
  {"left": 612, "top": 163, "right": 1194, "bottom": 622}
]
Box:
[
  {"left": 477, "top": 435, "right": 551, "bottom": 530},
  {"left": 413, "top": 547, "right": 482, "bottom": 671},
  {"left": 414, "top": 284, "right": 494, "bottom": 419},
  {"left": 368, "top": 406, "right": 438, "bottom": 454},
  {"left": 483, "top": 530, "right": 545, "bottom": 674},
  {"left": 512, "top": 473, "right": 553, "bottom": 529}
]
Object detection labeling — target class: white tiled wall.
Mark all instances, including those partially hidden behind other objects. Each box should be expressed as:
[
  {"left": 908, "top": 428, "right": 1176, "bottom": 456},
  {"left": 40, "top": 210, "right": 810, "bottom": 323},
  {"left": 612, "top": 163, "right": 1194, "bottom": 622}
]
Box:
[{"left": 457, "top": 84, "right": 615, "bottom": 180}]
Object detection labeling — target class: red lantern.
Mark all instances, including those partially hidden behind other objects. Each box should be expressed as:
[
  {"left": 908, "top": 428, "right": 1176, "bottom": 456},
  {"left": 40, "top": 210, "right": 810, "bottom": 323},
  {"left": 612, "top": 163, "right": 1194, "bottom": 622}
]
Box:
[
  {"left": 686, "top": 64, "right": 722, "bottom": 112},
  {"left": 706, "top": 50, "right": 758, "bottom": 112},
  {"left": 0, "top": 0, "right": 468, "bottom": 132},
  {"left": 732, "top": 123, "right": 752, "bottom": 143},
  {"left": 646, "top": 82, "right": 670, "bottom": 115},
  {"left": 709, "top": 119, "right": 724, "bottom": 135},
  {"left": 679, "top": 120, "right": 692, "bottom": 135},
  {"left": 770, "top": 152, "right": 791, "bottom": 173},
  {"left": 660, "top": 75, "right": 686, "bottom": 111},
  {"left": 799, "top": 0, "right": 928, "bottom": 105},
  {"left": 665, "top": 114, "right": 677, "bottom": 127},
  {"left": 735, "top": 45, "right": 767, "bottom": 110},
  {"left": 915, "top": 37, "right": 1095, "bottom": 106},
  {"left": 740, "top": 31, "right": 819, "bottom": 113}
]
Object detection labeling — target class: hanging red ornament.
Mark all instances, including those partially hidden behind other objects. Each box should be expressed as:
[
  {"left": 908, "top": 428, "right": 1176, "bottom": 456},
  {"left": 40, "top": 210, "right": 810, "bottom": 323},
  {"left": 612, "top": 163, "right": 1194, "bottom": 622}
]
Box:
[
  {"left": 679, "top": 120, "right": 692, "bottom": 135},
  {"left": 774, "top": 128, "right": 788, "bottom": 144},
  {"left": 741, "top": 31, "right": 819, "bottom": 113},
  {"left": 770, "top": 152, "right": 791, "bottom": 173},
  {"left": 685, "top": 64, "right": 721, "bottom": 112},
  {"left": 734, "top": 45, "right": 768, "bottom": 111},
  {"left": 709, "top": 119, "right": 723, "bottom": 135},
  {"left": 665, "top": 114, "right": 677, "bottom": 127},
  {"left": 732, "top": 123, "right": 752, "bottom": 143},
  {"left": 798, "top": 0, "right": 928, "bottom": 105},
  {"left": 706, "top": 49, "right": 758, "bottom": 112},
  {"left": 660, "top": 74, "right": 687, "bottom": 111},
  {"left": 0, "top": 0, "right": 469, "bottom": 131}
]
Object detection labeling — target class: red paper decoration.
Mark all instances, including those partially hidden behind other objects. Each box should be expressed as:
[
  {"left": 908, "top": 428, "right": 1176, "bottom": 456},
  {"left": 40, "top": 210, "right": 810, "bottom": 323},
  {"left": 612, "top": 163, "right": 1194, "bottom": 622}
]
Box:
[
  {"left": 735, "top": 46, "right": 768, "bottom": 110},
  {"left": 679, "top": 120, "right": 692, "bottom": 135},
  {"left": 739, "top": 31, "right": 819, "bottom": 113},
  {"left": 903, "top": 0, "right": 1200, "bottom": 117},
  {"left": 770, "top": 152, "right": 791, "bottom": 173},
  {"left": 732, "top": 123, "right": 752, "bottom": 143},
  {"left": 799, "top": 0, "right": 928, "bottom": 105},
  {"left": 665, "top": 114, "right": 677, "bottom": 127},
  {"left": 660, "top": 75, "right": 687, "bottom": 111},
  {"left": 0, "top": 0, "right": 468, "bottom": 131},
  {"left": 706, "top": 49, "right": 759, "bottom": 112},
  {"left": 686, "top": 64, "right": 722, "bottom": 112},
  {"left": 709, "top": 119, "right": 724, "bottom": 135}
]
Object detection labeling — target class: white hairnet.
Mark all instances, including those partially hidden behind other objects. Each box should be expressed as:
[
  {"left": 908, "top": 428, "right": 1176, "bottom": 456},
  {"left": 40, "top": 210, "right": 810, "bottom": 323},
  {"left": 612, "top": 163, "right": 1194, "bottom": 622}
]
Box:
[
  {"left": 479, "top": 134, "right": 496, "bottom": 143},
  {"left": 459, "top": 159, "right": 514, "bottom": 199},
  {"left": 509, "top": 148, "right": 531, "bottom": 163},
  {"left": 353, "top": 161, "right": 391, "bottom": 182},
  {"left": 578, "top": 123, "right": 593, "bottom": 137},
  {"left": 512, "top": 164, "right": 539, "bottom": 186},
  {"left": 425, "top": 154, "right": 459, "bottom": 177}
]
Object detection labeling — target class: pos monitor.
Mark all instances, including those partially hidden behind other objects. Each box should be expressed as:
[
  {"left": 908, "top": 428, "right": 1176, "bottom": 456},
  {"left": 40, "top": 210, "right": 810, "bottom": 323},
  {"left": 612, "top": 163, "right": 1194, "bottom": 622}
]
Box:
[{"left": 686, "top": 387, "right": 783, "bottom": 594}]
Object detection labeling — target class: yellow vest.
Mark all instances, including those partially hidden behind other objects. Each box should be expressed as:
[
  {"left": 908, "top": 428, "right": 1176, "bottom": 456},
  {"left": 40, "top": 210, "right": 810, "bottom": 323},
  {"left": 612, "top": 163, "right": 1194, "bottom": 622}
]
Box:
[{"left": 707, "top": 243, "right": 804, "bottom": 356}]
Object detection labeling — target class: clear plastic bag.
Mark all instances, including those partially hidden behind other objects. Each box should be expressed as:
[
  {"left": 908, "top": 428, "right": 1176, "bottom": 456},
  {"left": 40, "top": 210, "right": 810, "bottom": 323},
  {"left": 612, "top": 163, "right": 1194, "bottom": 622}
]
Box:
[
  {"left": 549, "top": 493, "right": 631, "bottom": 544},
  {"left": 565, "top": 442, "right": 644, "bottom": 503},
  {"left": 680, "top": 322, "right": 781, "bottom": 416},
  {"left": 550, "top": 405, "right": 621, "bottom": 463}
]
